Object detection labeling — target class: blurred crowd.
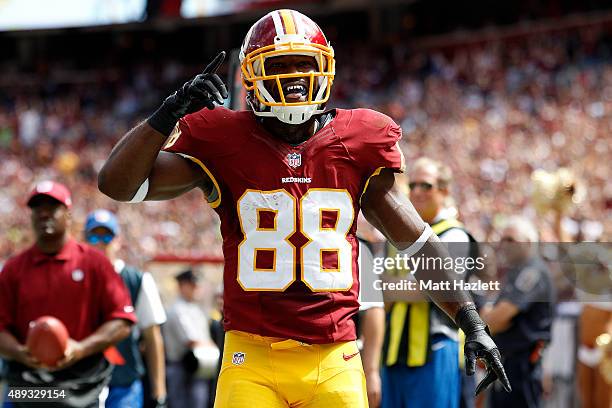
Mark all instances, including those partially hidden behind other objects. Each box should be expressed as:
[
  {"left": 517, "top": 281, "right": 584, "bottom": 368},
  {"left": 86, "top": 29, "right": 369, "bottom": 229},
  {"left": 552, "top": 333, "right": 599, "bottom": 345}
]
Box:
[
  {"left": 0, "top": 25, "right": 610, "bottom": 266},
  {"left": 334, "top": 27, "right": 611, "bottom": 242},
  {"left": 0, "top": 61, "right": 222, "bottom": 264}
]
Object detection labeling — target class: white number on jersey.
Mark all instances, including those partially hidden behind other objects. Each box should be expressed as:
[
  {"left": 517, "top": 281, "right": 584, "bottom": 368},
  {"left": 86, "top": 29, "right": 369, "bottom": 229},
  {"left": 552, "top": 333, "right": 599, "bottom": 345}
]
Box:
[{"left": 237, "top": 188, "right": 354, "bottom": 292}]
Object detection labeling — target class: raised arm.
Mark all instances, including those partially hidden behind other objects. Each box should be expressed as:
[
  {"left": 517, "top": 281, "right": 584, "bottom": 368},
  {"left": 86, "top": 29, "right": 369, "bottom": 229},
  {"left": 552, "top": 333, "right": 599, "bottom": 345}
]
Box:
[
  {"left": 361, "top": 168, "right": 511, "bottom": 395},
  {"left": 98, "top": 52, "right": 228, "bottom": 202}
]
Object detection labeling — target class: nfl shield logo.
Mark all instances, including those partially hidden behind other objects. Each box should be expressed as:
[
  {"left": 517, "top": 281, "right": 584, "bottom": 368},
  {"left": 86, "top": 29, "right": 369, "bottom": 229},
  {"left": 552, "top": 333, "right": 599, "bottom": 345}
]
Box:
[
  {"left": 232, "top": 352, "right": 246, "bottom": 365},
  {"left": 287, "top": 152, "right": 302, "bottom": 168}
]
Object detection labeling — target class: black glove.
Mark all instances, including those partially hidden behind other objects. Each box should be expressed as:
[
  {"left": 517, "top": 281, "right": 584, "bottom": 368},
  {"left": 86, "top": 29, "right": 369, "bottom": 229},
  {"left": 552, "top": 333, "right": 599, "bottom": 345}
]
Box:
[
  {"left": 456, "top": 303, "right": 512, "bottom": 395},
  {"left": 148, "top": 51, "right": 229, "bottom": 136}
]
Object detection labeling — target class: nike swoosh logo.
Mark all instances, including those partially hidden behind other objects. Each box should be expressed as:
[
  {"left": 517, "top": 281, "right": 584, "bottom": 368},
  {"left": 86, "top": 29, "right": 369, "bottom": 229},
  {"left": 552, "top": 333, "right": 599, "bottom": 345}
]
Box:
[{"left": 343, "top": 351, "right": 359, "bottom": 361}]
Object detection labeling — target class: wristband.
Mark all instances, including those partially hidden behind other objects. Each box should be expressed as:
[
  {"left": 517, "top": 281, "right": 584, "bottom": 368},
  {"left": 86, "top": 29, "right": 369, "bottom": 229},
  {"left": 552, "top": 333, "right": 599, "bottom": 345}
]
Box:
[
  {"left": 399, "top": 224, "right": 433, "bottom": 258},
  {"left": 128, "top": 178, "right": 149, "bottom": 203},
  {"left": 147, "top": 104, "right": 179, "bottom": 137}
]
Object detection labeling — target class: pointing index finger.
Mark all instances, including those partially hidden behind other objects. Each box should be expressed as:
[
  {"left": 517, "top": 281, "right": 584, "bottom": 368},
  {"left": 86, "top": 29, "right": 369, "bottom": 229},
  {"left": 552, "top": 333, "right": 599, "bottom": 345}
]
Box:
[
  {"left": 492, "top": 360, "right": 512, "bottom": 392},
  {"left": 203, "top": 51, "right": 226, "bottom": 74},
  {"left": 488, "top": 348, "right": 512, "bottom": 392}
]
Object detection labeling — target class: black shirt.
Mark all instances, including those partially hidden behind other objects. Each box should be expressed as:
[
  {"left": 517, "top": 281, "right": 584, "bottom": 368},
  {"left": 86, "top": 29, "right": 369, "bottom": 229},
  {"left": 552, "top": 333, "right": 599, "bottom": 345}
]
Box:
[{"left": 493, "top": 256, "right": 555, "bottom": 356}]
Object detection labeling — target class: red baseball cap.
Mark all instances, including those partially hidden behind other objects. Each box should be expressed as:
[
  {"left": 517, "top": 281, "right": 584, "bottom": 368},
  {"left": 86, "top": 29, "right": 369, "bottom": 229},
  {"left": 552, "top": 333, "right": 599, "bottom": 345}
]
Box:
[{"left": 27, "top": 181, "right": 73, "bottom": 208}]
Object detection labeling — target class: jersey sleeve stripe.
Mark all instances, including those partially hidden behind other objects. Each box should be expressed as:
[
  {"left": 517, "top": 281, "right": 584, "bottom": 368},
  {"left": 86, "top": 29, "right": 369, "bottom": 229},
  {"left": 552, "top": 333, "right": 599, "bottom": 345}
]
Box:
[
  {"left": 359, "top": 167, "right": 384, "bottom": 206},
  {"left": 177, "top": 153, "right": 222, "bottom": 209},
  {"left": 396, "top": 142, "right": 406, "bottom": 172}
]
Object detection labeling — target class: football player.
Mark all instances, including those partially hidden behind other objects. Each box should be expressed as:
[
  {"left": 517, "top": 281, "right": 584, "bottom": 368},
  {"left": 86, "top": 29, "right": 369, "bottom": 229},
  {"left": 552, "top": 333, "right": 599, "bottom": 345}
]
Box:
[{"left": 99, "top": 9, "right": 510, "bottom": 407}]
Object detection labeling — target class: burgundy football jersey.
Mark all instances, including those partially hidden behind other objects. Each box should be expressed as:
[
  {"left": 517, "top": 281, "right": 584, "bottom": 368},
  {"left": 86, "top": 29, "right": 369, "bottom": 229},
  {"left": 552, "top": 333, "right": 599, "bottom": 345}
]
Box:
[{"left": 164, "top": 107, "right": 403, "bottom": 343}]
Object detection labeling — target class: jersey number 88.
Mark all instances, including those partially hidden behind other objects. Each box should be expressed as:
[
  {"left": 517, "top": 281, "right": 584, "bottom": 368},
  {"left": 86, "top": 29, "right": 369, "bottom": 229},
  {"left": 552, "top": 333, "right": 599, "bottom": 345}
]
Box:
[{"left": 237, "top": 189, "right": 354, "bottom": 292}]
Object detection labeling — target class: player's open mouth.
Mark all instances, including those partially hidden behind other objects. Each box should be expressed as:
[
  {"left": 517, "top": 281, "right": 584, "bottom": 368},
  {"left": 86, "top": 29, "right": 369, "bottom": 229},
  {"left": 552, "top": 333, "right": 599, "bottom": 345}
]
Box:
[{"left": 283, "top": 83, "right": 308, "bottom": 101}]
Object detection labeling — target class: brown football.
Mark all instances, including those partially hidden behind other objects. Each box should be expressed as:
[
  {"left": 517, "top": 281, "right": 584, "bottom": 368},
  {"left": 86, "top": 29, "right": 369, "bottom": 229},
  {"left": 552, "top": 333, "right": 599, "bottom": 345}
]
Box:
[{"left": 26, "top": 316, "right": 69, "bottom": 367}]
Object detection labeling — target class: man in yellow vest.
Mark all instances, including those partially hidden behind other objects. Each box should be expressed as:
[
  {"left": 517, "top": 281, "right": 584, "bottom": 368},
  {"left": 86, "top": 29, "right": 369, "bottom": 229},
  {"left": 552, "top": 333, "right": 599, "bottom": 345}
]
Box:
[{"left": 381, "top": 157, "right": 476, "bottom": 408}]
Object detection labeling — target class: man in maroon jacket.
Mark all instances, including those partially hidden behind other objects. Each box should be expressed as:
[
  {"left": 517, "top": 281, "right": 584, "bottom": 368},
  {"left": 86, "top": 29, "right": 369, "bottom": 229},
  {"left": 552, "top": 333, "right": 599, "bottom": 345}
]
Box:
[{"left": 0, "top": 181, "right": 136, "bottom": 408}]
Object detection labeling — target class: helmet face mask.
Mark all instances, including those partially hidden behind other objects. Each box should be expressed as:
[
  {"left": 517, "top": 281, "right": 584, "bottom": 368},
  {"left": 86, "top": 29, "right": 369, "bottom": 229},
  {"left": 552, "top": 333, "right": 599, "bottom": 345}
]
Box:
[
  {"left": 239, "top": 10, "right": 335, "bottom": 125},
  {"left": 262, "top": 55, "right": 320, "bottom": 103}
]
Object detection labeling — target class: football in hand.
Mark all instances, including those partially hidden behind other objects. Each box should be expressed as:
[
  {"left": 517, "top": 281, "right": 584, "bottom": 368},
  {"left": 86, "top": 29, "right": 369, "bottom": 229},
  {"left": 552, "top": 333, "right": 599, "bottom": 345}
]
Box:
[{"left": 26, "top": 316, "right": 69, "bottom": 367}]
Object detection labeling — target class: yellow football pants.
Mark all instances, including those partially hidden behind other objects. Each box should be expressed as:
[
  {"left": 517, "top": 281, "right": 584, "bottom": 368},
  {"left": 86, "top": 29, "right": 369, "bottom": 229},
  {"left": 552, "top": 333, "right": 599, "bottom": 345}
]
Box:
[{"left": 214, "top": 330, "right": 368, "bottom": 408}]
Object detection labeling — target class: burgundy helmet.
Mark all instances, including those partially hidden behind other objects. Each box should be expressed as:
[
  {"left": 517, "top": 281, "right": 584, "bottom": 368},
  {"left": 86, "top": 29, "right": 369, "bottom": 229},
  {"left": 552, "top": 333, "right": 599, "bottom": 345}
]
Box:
[{"left": 239, "top": 9, "right": 335, "bottom": 124}]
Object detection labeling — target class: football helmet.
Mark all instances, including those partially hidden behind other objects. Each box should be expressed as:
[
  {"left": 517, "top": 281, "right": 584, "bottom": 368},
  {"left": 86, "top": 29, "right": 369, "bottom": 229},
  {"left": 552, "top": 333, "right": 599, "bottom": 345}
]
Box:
[{"left": 239, "top": 9, "right": 335, "bottom": 125}]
